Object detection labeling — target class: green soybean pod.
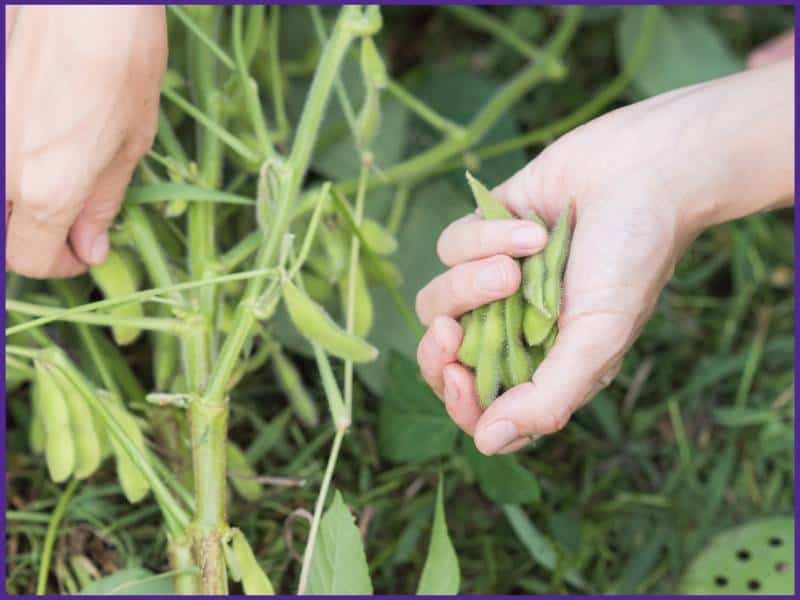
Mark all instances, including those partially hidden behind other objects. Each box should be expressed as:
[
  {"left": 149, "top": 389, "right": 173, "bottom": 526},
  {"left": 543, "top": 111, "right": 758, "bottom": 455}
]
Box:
[
  {"left": 272, "top": 347, "right": 319, "bottom": 428},
  {"left": 318, "top": 221, "right": 348, "bottom": 282},
  {"left": 52, "top": 368, "right": 103, "bottom": 480},
  {"left": 542, "top": 202, "right": 572, "bottom": 317},
  {"left": 465, "top": 171, "right": 513, "bottom": 220},
  {"left": 226, "top": 441, "right": 263, "bottom": 502},
  {"left": 338, "top": 263, "right": 374, "bottom": 338},
  {"left": 523, "top": 305, "right": 555, "bottom": 347},
  {"left": 356, "top": 86, "right": 381, "bottom": 149},
  {"left": 504, "top": 292, "right": 532, "bottom": 386},
  {"left": 361, "top": 218, "right": 398, "bottom": 256},
  {"left": 231, "top": 529, "right": 275, "bottom": 595},
  {"left": 35, "top": 360, "right": 75, "bottom": 483},
  {"left": 457, "top": 308, "right": 483, "bottom": 368},
  {"left": 543, "top": 324, "right": 558, "bottom": 352},
  {"left": 107, "top": 404, "right": 150, "bottom": 503},
  {"left": 28, "top": 383, "right": 45, "bottom": 455},
  {"left": 529, "top": 344, "right": 546, "bottom": 373},
  {"left": 282, "top": 279, "right": 379, "bottom": 363},
  {"left": 475, "top": 301, "right": 505, "bottom": 409},
  {"left": 522, "top": 252, "right": 548, "bottom": 316},
  {"left": 301, "top": 271, "right": 335, "bottom": 305},
  {"left": 88, "top": 249, "right": 144, "bottom": 346}
]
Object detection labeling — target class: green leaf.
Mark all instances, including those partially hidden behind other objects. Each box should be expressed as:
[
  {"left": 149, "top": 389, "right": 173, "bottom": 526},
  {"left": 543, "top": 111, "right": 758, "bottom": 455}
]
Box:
[
  {"left": 461, "top": 438, "right": 540, "bottom": 504},
  {"left": 307, "top": 490, "right": 373, "bottom": 594},
  {"left": 378, "top": 352, "right": 459, "bottom": 463},
  {"left": 79, "top": 567, "right": 174, "bottom": 595},
  {"left": 503, "top": 505, "right": 586, "bottom": 590},
  {"left": 417, "top": 476, "right": 460, "bottom": 594},
  {"left": 616, "top": 7, "right": 742, "bottom": 98}
]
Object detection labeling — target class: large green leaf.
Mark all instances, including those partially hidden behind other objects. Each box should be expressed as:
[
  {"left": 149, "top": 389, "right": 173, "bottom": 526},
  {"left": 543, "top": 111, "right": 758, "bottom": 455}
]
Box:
[
  {"left": 79, "top": 567, "right": 173, "bottom": 595},
  {"left": 461, "top": 438, "right": 540, "bottom": 505},
  {"left": 307, "top": 490, "right": 373, "bottom": 594},
  {"left": 378, "top": 352, "right": 459, "bottom": 463},
  {"left": 616, "top": 7, "right": 743, "bottom": 98},
  {"left": 417, "top": 476, "right": 461, "bottom": 594}
]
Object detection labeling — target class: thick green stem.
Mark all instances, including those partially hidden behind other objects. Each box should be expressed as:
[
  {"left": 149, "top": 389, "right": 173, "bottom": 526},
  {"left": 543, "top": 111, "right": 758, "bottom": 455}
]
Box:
[{"left": 168, "top": 535, "right": 201, "bottom": 595}]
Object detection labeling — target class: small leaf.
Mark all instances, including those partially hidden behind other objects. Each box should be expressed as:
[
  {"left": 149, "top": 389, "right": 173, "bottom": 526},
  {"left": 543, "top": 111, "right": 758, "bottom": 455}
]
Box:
[
  {"left": 417, "top": 476, "right": 460, "bottom": 594},
  {"left": 379, "top": 352, "right": 459, "bottom": 463},
  {"left": 307, "top": 490, "right": 373, "bottom": 594},
  {"left": 79, "top": 567, "right": 173, "bottom": 595},
  {"left": 461, "top": 439, "right": 540, "bottom": 504}
]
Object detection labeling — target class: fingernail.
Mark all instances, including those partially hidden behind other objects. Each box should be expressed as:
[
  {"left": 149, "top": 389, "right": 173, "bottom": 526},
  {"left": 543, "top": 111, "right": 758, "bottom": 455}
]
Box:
[
  {"left": 89, "top": 233, "right": 109, "bottom": 264},
  {"left": 476, "top": 258, "right": 509, "bottom": 293},
  {"left": 480, "top": 420, "right": 519, "bottom": 454},
  {"left": 510, "top": 224, "right": 545, "bottom": 252}
]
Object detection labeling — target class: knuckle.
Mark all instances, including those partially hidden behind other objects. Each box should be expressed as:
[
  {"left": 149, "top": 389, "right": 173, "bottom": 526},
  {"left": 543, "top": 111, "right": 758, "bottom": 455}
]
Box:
[
  {"left": 23, "top": 192, "right": 75, "bottom": 226},
  {"left": 495, "top": 255, "right": 521, "bottom": 292},
  {"left": 543, "top": 407, "right": 571, "bottom": 434},
  {"left": 414, "top": 288, "right": 429, "bottom": 324}
]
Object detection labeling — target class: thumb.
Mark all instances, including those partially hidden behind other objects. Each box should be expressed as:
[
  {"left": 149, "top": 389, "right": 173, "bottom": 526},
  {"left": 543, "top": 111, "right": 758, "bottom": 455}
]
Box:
[{"left": 68, "top": 155, "right": 137, "bottom": 265}]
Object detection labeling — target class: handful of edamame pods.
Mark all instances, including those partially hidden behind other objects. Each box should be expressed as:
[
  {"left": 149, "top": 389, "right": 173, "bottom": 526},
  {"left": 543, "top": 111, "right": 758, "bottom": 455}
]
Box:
[{"left": 458, "top": 171, "right": 572, "bottom": 409}]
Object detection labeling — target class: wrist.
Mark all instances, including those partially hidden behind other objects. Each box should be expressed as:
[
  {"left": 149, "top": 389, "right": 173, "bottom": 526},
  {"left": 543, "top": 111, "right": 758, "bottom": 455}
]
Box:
[{"left": 678, "top": 60, "right": 794, "bottom": 233}]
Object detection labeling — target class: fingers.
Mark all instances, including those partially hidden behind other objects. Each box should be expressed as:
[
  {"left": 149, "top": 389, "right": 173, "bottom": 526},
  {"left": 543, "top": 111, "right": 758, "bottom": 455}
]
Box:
[
  {"left": 748, "top": 30, "right": 794, "bottom": 69},
  {"left": 416, "top": 255, "right": 521, "bottom": 326},
  {"left": 437, "top": 216, "right": 547, "bottom": 266},
  {"left": 416, "top": 317, "right": 483, "bottom": 435},
  {"left": 472, "top": 311, "right": 633, "bottom": 455},
  {"left": 416, "top": 316, "right": 462, "bottom": 398},
  {"left": 68, "top": 140, "right": 145, "bottom": 265}
]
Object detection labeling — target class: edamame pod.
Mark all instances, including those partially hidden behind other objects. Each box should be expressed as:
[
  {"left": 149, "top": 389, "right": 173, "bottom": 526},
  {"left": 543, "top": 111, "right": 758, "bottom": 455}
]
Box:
[
  {"left": 28, "top": 384, "right": 45, "bottom": 455},
  {"left": 361, "top": 218, "right": 398, "bottom": 256},
  {"left": 318, "top": 221, "right": 348, "bottom": 282},
  {"left": 465, "top": 171, "right": 513, "bottom": 220},
  {"left": 338, "top": 263, "right": 373, "bottom": 337},
  {"left": 107, "top": 404, "right": 150, "bottom": 503},
  {"left": 282, "top": 279, "right": 378, "bottom": 363},
  {"left": 35, "top": 360, "right": 75, "bottom": 482},
  {"left": 231, "top": 529, "right": 275, "bottom": 595},
  {"left": 272, "top": 347, "right": 318, "bottom": 427},
  {"left": 475, "top": 301, "right": 505, "bottom": 409},
  {"left": 504, "top": 292, "right": 532, "bottom": 386},
  {"left": 89, "top": 249, "right": 144, "bottom": 345},
  {"left": 543, "top": 203, "right": 572, "bottom": 317},
  {"left": 543, "top": 325, "right": 558, "bottom": 353},
  {"left": 227, "top": 442, "right": 263, "bottom": 502},
  {"left": 523, "top": 305, "right": 555, "bottom": 347},
  {"left": 301, "top": 271, "right": 335, "bottom": 305},
  {"left": 457, "top": 308, "right": 483, "bottom": 368},
  {"left": 356, "top": 86, "right": 381, "bottom": 149},
  {"left": 52, "top": 368, "right": 102, "bottom": 480}
]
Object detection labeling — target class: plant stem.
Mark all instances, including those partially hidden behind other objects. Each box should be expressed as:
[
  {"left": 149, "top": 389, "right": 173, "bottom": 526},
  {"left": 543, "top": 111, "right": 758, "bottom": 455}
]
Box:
[
  {"left": 36, "top": 478, "right": 78, "bottom": 595},
  {"left": 168, "top": 5, "right": 235, "bottom": 71},
  {"left": 6, "top": 300, "right": 182, "bottom": 333},
  {"left": 385, "top": 78, "right": 464, "bottom": 137},
  {"left": 297, "top": 429, "right": 345, "bottom": 594}
]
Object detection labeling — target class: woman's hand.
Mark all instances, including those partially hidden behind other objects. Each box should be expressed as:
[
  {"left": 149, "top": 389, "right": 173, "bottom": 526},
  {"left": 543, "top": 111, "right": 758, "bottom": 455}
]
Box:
[
  {"left": 5, "top": 6, "right": 167, "bottom": 278},
  {"left": 416, "top": 60, "right": 793, "bottom": 455}
]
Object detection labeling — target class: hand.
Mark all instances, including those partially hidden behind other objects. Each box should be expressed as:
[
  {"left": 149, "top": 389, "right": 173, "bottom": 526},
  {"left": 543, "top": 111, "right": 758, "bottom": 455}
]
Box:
[
  {"left": 5, "top": 6, "right": 167, "bottom": 278},
  {"left": 748, "top": 30, "right": 794, "bottom": 69},
  {"left": 416, "top": 60, "right": 793, "bottom": 455}
]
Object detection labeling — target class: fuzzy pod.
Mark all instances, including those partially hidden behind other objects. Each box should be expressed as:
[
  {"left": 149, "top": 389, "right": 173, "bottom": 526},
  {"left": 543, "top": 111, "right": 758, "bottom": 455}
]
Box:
[
  {"left": 35, "top": 360, "right": 75, "bottom": 483},
  {"left": 504, "top": 292, "right": 532, "bottom": 386},
  {"left": 51, "top": 368, "right": 103, "bottom": 480},
  {"left": 465, "top": 171, "right": 513, "bottom": 220},
  {"left": 475, "top": 301, "right": 505, "bottom": 409},
  {"left": 226, "top": 441, "right": 263, "bottom": 502},
  {"left": 107, "top": 403, "right": 150, "bottom": 503},
  {"left": 28, "top": 381, "right": 45, "bottom": 455},
  {"left": 317, "top": 221, "right": 349, "bottom": 283},
  {"left": 542, "top": 202, "right": 572, "bottom": 317},
  {"left": 301, "top": 271, "right": 335, "bottom": 305},
  {"left": 88, "top": 249, "right": 144, "bottom": 346},
  {"left": 457, "top": 308, "right": 483, "bottom": 368},
  {"left": 272, "top": 347, "right": 319, "bottom": 427},
  {"left": 338, "top": 263, "right": 374, "bottom": 338},
  {"left": 360, "top": 218, "right": 398, "bottom": 256},
  {"left": 282, "top": 279, "right": 378, "bottom": 363},
  {"left": 523, "top": 305, "right": 555, "bottom": 347}
]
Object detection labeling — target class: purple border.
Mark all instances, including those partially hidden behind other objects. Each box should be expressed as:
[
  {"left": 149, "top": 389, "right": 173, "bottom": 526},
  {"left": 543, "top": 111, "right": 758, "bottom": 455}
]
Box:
[{"left": 1, "top": 2, "right": 797, "bottom": 598}]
